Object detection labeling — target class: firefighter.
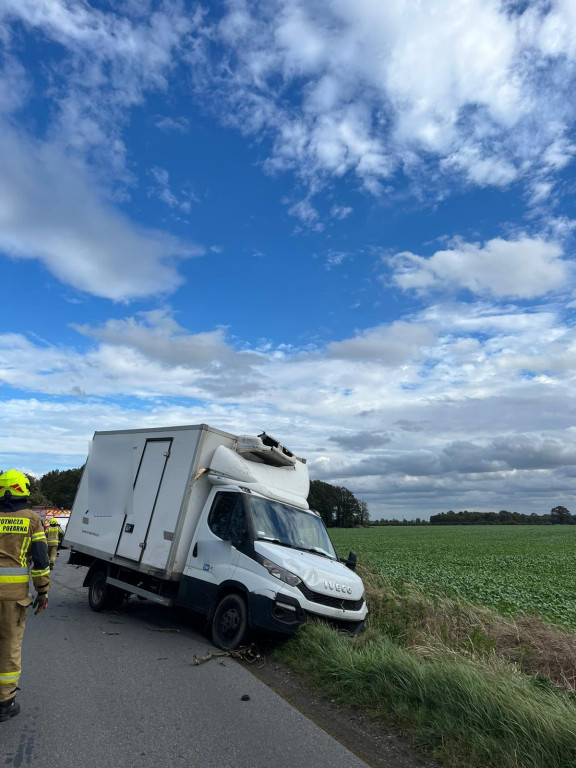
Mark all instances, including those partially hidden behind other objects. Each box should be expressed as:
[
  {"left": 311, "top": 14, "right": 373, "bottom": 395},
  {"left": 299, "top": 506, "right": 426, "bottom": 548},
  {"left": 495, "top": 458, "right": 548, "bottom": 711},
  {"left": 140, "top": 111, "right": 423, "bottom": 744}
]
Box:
[
  {"left": 0, "top": 470, "right": 50, "bottom": 722},
  {"left": 46, "top": 518, "right": 61, "bottom": 570}
]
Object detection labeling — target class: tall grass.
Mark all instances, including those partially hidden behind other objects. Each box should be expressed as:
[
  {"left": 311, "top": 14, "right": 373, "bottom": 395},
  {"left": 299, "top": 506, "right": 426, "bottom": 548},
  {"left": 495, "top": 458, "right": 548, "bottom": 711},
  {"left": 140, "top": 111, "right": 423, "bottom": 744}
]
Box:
[
  {"left": 276, "top": 567, "right": 576, "bottom": 768},
  {"left": 278, "top": 622, "right": 576, "bottom": 768}
]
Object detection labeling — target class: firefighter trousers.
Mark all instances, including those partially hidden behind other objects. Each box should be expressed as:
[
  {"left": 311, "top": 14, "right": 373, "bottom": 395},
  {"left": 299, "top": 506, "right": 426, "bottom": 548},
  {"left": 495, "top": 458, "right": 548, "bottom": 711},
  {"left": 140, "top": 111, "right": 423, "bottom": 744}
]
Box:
[
  {"left": 0, "top": 598, "right": 32, "bottom": 702},
  {"left": 48, "top": 545, "right": 58, "bottom": 566}
]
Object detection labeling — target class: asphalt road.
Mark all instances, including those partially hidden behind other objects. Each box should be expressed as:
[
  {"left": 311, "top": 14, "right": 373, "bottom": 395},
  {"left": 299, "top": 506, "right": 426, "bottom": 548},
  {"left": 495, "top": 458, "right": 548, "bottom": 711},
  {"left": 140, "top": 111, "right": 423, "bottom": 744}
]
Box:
[{"left": 1, "top": 557, "right": 371, "bottom": 768}]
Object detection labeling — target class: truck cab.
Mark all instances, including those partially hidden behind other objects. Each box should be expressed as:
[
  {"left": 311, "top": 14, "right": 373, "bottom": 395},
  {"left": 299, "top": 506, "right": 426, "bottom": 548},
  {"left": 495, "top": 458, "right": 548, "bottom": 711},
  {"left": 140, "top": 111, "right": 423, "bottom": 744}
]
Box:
[{"left": 181, "top": 484, "right": 366, "bottom": 648}]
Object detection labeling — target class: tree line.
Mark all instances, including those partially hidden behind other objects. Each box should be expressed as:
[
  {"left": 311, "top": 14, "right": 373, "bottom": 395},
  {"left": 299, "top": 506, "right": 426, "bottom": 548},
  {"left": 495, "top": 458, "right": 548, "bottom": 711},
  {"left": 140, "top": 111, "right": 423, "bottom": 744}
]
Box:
[
  {"left": 371, "top": 507, "right": 575, "bottom": 525},
  {"left": 428, "top": 507, "right": 575, "bottom": 525}
]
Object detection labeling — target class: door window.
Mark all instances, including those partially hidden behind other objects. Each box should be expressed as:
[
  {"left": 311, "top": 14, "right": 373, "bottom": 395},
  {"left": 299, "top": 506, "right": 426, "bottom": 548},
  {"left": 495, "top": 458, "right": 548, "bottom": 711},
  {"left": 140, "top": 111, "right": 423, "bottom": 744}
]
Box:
[{"left": 208, "top": 493, "right": 246, "bottom": 546}]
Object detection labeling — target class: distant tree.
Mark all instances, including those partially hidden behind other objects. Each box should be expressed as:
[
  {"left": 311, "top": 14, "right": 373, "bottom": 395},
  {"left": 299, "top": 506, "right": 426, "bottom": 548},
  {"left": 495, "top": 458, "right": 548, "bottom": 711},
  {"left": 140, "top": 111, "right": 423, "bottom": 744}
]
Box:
[
  {"left": 308, "top": 479, "right": 369, "bottom": 527},
  {"left": 550, "top": 506, "right": 574, "bottom": 524},
  {"left": 308, "top": 480, "right": 339, "bottom": 527},
  {"left": 40, "top": 467, "right": 84, "bottom": 509},
  {"left": 358, "top": 501, "right": 370, "bottom": 527},
  {"left": 26, "top": 475, "right": 51, "bottom": 507}
]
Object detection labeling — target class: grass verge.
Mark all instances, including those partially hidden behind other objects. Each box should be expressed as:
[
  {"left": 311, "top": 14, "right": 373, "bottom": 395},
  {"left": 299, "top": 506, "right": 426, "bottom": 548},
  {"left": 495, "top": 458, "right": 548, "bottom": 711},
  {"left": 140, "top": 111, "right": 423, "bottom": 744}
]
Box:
[{"left": 275, "top": 566, "right": 576, "bottom": 768}]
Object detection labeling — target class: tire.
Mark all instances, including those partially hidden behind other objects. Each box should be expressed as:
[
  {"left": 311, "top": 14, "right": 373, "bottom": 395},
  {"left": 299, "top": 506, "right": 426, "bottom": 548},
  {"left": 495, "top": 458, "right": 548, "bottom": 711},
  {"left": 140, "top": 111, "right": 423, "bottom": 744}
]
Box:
[
  {"left": 211, "top": 593, "right": 249, "bottom": 650},
  {"left": 88, "top": 571, "right": 122, "bottom": 612}
]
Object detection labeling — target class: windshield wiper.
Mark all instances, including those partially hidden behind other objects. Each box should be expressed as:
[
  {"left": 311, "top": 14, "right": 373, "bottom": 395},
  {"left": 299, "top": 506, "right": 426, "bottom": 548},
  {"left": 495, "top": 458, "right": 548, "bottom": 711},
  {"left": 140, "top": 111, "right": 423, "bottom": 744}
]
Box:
[
  {"left": 256, "top": 536, "right": 294, "bottom": 548},
  {"left": 297, "top": 546, "right": 333, "bottom": 559}
]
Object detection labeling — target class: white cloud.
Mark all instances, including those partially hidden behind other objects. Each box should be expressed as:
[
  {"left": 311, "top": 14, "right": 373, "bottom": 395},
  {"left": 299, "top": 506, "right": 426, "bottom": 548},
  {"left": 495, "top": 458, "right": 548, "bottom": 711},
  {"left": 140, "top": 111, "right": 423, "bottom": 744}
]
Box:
[
  {"left": 206, "top": 0, "right": 576, "bottom": 195},
  {"left": 287, "top": 197, "right": 323, "bottom": 230},
  {"left": 3, "top": 301, "right": 576, "bottom": 515},
  {"left": 325, "top": 250, "right": 351, "bottom": 269},
  {"left": 72, "top": 310, "right": 262, "bottom": 370},
  {"left": 0, "top": 54, "right": 29, "bottom": 114},
  {"left": 0, "top": 124, "right": 201, "bottom": 300},
  {"left": 5, "top": 0, "right": 576, "bottom": 207},
  {"left": 0, "top": 0, "right": 197, "bottom": 177},
  {"left": 155, "top": 116, "right": 190, "bottom": 133},
  {"left": 148, "top": 166, "right": 198, "bottom": 214},
  {"left": 330, "top": 204, "right": 352, "bottom": 220},
  {"left": 390, "top": 237, "right": 567, "bottom": 299},
  {"left": 443, "top": 148, "right": 519, "bottom": 187},
  {"left": 326, "top": 321, "right": 434, "bottom": 363}
]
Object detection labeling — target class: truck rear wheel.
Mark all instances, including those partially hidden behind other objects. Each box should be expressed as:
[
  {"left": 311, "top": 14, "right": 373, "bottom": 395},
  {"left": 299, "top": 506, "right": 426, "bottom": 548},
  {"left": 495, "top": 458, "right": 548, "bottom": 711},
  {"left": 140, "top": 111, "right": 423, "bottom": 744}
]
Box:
[
  {"left": 88, "top": 570, "right": 122, "bottom": 612},
  {"left": 212, "top": 593, "right": 249, "bottom": 650}
]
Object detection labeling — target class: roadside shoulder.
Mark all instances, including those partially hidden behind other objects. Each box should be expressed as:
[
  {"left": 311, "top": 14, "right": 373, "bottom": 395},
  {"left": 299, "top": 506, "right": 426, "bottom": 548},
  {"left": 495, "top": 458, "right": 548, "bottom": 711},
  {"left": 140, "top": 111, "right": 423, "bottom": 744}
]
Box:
[{"left": 244, "top": 653, "right": 440, "bottom": 768}]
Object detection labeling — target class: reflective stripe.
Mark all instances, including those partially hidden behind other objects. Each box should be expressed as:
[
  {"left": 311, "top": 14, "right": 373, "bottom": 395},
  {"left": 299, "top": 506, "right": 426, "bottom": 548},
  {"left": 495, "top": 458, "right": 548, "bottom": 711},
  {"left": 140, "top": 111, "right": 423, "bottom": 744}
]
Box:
[
  {"left": 0, "top": 567, "right": 28, "bottom": 583},
  {"left": 0, "top": 671, "right": 21, "bottom": 684},
  {"left": 31, "top": 567, "right": 50, "bottom": 578},
  {"left": 0, "top": 575, "right": 29, "bottom": 583},
  {"left": 19, "top": 536, "right": 30, "bottom": 568},
  {"left": 32, "top": 532, "right": 47, "bottom": 542}
]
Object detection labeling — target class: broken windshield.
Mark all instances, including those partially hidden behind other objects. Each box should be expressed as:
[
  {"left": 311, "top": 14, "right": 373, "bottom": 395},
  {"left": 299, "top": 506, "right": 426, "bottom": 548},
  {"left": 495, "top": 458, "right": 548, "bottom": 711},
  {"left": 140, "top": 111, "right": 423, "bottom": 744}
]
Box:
[{"left": 247, "top": 497, "right": 337, "bottom": 559}]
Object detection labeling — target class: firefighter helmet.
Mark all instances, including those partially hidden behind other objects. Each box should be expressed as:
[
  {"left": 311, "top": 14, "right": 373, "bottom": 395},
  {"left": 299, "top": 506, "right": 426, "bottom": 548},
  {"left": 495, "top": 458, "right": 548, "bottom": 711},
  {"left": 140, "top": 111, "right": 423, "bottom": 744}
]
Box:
[
  {"left": 0, "top": 470, "right": 30, "bottom": 498},
  {"left": 49, "top": 518, "right": 59, "bottom": 526}
]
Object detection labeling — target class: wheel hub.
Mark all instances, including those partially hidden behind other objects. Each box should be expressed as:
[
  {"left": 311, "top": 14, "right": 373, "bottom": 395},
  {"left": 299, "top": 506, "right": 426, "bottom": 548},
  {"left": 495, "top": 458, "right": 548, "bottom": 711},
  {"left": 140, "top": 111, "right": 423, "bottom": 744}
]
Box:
[{"left": 221, "top": 608, "right": 239, "bottom": 636}]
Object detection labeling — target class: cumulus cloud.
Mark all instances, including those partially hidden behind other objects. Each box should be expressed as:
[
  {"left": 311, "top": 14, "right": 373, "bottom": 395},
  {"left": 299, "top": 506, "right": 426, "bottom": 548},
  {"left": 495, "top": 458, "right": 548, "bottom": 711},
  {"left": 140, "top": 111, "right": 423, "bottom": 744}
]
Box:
[
  {"left": 390, "top": 237, "right": 567, "bottom": 298},
  {"left": 73, "top": 310, "right": 262, "bottom": 370},
  {"left": 3, "top": 302, "right": 576, "bottom": 514},
  {"left": 329, "top": 431, "right": 391, "bottom": 450},
  {"left": 5, "top": 0, "right": 576, "bottom": 209},
  {"left": 204, "top": 0, "right": 576, "bottom": 196},
  {"left": 0, "top": 0, "right": 198, "bottom": 182},
  {"left": 0, "top": 124, "right": 201, "bottom": 300},
  {"left": 326, "top": 321, "right": 434, "bottom": 363},
  {"left": 328, "top": 434, "right": 576, "bottom": 478}
]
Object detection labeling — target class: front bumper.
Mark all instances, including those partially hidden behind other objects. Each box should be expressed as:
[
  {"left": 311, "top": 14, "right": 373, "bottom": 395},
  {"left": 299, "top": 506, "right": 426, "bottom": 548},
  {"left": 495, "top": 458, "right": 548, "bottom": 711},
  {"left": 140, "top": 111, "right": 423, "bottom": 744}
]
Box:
[
  {"left": 248, "top": 589, "right": 367, "bottom": 638},
  {"left": 249, "top": 592, "right": 306, "bottom": 636}
]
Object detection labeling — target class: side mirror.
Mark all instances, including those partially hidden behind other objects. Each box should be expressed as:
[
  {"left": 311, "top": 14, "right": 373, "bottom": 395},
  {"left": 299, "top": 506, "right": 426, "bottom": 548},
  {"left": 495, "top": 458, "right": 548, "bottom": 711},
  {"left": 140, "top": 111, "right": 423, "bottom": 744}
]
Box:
[{"left": 343, "top": 550, "right": 357, "bottom": 571}]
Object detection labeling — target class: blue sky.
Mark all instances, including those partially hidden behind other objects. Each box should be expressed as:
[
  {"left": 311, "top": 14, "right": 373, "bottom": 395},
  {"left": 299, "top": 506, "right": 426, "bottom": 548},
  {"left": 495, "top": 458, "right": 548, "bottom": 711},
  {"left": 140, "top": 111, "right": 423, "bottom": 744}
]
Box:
[{"left": 1, "top": 0, "right": 576, "bottom": 519}]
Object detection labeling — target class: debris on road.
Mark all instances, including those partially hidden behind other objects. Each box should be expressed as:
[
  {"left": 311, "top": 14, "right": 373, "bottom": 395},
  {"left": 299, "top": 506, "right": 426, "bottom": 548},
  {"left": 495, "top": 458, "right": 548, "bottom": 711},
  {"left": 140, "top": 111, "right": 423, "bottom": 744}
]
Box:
[{"left": 193, "top": 643, "right": 263, "bottom": 666}]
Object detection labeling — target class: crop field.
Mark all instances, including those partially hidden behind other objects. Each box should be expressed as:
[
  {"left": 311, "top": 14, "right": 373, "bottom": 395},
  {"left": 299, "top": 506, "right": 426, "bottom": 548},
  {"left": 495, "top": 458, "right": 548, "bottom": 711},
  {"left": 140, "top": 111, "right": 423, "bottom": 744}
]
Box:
[{"left": 330, "top": 525, "right": 576, "bottom": 630}]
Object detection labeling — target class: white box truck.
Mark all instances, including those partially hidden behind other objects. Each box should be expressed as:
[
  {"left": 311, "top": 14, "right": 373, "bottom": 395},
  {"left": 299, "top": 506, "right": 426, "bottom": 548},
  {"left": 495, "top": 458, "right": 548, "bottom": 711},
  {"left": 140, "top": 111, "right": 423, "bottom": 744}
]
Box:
[{"left": 65, "top": 424, "right": 368, "bottom": 648}]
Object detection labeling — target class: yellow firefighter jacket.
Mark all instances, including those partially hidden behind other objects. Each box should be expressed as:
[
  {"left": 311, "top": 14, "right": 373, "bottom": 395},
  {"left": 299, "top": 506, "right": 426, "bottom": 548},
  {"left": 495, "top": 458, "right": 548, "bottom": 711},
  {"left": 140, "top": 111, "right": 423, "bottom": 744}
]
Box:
[
  {"left": 46, "top": 525, "right": 61, "bottom": 545},
  {"left": 0, "top": 508, "right": 50, "bottom": 601}
]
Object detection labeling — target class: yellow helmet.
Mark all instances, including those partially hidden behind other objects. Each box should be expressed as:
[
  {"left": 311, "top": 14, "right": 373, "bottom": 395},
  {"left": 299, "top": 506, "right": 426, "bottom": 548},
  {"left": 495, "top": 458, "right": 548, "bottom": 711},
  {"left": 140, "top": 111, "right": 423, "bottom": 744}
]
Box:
[
  {"left": 50, "top": 518, "right": 59, "bottom": 526},
  {"left": 0, "top": 470, "right": 30, "bottom": 498}
]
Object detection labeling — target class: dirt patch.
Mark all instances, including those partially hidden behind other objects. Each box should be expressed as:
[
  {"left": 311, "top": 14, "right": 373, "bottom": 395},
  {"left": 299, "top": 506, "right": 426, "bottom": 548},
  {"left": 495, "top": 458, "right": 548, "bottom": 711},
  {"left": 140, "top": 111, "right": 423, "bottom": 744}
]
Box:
[
  {"left": 243, "top": 652, "right": 440, "bottom": 768},
  {"left": 489, "top": 615, "right": 576, "bottom": 690}
]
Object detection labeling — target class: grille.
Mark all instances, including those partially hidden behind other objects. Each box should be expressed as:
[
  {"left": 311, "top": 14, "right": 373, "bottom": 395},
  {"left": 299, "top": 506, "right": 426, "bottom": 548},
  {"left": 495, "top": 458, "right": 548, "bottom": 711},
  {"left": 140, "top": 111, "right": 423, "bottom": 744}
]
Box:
[{"left": 298, "top": 583, "right": 365, "bottom": 611}]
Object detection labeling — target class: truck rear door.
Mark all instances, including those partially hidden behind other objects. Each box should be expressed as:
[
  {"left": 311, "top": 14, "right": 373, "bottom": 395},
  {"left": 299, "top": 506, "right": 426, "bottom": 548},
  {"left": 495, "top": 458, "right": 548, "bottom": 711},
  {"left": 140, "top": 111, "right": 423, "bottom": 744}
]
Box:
[{"left": 115, "top": 438, "right": 172, "bottom": 562}]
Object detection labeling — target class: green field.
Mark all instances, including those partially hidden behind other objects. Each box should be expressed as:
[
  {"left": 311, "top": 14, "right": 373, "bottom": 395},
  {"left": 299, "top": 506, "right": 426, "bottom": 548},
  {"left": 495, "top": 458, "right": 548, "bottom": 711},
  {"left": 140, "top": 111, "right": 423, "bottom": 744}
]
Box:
[{"left": 330, "top": 525, "right": 576, "bottom": 630}]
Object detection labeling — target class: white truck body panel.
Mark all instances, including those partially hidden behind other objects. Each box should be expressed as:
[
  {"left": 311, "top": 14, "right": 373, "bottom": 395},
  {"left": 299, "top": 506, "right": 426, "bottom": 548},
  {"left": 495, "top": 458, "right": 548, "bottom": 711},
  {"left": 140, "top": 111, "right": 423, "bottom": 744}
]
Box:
[{"left": 66, "top": 425, "right": 235, "bottom": 577}]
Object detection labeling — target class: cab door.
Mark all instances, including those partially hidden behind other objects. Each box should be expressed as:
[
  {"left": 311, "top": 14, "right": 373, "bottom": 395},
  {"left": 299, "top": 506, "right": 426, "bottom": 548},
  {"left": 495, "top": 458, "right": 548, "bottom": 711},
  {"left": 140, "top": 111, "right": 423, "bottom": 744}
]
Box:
[{"left": 180, "top": 491, "right": 248, "bottom": 613}]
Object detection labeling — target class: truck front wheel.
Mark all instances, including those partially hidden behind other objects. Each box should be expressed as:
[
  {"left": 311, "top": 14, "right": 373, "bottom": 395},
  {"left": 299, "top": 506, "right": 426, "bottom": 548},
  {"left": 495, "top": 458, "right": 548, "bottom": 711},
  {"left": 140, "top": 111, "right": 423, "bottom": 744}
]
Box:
[
  {"left": 88, "top": 570, "right": 122, "bottom": 612},
  {"left": 212, "top": 593, "right": 249, "bottom": 650}
]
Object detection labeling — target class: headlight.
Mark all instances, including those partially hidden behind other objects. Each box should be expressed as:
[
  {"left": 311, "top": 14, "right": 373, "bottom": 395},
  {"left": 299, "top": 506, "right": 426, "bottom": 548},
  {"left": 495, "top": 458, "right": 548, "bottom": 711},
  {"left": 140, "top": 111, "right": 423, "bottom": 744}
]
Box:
[{"left": 260, "top": 557, "right": 301, "bottom": 587}]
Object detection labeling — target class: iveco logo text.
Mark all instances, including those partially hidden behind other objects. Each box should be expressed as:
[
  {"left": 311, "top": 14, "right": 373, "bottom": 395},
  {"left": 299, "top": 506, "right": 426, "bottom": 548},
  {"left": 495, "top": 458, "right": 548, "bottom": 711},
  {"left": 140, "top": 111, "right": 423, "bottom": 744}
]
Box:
[{"left": 324, "top": 580, "right": 352, "bottom": 594}]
